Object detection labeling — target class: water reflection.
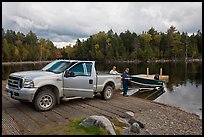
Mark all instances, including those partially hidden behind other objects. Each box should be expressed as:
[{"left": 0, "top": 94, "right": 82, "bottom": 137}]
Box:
[
  {"left": 2, "top": 63, "right": 49, "bottom": 80},
  {"left": 155, "top": 82, "right": 202, "bottom": 119},
  {"left": 132, "top": 88, "right": 166, "bottom": 100}
]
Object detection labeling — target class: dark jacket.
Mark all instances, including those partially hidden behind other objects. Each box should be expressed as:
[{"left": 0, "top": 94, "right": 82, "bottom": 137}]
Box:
[{"left": 122, "top": 71, "right": 130, "bottom": 85}]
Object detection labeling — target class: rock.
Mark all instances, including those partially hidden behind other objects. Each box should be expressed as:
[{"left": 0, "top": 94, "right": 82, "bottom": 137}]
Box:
[
  {"left": 79, "top": 115, "right": 116, "bottom": 135},
  {"left": 123, "top": 111, "right": 135, "bottom": 119},
  {"left": 128, "top": 118, "right": 145, "bottom": 128},
  {"left": 79, "top": 117, "right": 97, "bottom": 127},
  {"left": 128, "top": 118, "right": 136, "bottom": 125},
  {"left": 116, "top": 117, "right": 129, "bottom": 125},
  {"left": 130, "top": 122, "right": 140, "bottom": 134},
  {"left": 138, "top": 122, "right": 145, "bottom": 128}
]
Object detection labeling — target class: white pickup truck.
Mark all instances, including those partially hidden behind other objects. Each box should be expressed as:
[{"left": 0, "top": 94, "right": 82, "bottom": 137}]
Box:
[{"left": 5, "top": 60, "right": 121, "bottom": 111}]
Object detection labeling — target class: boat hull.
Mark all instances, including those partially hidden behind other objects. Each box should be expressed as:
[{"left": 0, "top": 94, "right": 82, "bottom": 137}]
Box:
[{"left": 130, "top": 75, "right": 165, "bottom": 87}]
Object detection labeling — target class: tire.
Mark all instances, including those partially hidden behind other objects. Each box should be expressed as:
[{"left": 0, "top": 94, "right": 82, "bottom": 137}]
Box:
[
  {"left": 101, "top": 85, "right": 113, "bottom": 100},
  {"left": 33, "top": 88, "right": 56, "bottom": 111}
]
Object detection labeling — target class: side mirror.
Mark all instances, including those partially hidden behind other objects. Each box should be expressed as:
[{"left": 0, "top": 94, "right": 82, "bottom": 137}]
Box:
[
  {"left": 64, "top": 71, "right": 75, "bottom": 78},
  {"left": 70, "top": 71, "right": 75, "bottom": 77}
]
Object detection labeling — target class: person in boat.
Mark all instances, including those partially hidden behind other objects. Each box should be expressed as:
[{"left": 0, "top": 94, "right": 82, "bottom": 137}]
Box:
[
  {"left": 109, "top": 66, "right": 120, "bottom": 75},
  {"left": 122, "top": 68, "right": 131, "bottom": 97}
]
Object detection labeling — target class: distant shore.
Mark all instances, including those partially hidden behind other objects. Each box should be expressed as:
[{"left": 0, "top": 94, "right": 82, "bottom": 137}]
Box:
[
  {"left": 104, "top": 58, "right": 202, "bottom": 63},
  {"left": 2, "top": 60, "right": 52, "bottom": 65},
  {"left": 2, "top": 58, "right": 202, "bottom": 65}
]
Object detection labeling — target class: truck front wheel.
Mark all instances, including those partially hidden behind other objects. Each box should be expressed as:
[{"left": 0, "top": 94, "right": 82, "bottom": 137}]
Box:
[
  {"left": 33, "top": 88, "right": 56, "bottom": 111},
  {"left": 101, "top": 86, "right": 113, "bottom": 100}
]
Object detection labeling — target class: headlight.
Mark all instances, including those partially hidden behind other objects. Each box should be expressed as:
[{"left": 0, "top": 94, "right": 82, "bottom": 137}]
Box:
[{"left": 24, "top": 79, "right": 34, "bottom": 88}]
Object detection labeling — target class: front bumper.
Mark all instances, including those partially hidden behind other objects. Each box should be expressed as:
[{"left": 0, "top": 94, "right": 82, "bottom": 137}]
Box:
[{"left": 5, "top": 84, "right": 38, "bottom": 102}]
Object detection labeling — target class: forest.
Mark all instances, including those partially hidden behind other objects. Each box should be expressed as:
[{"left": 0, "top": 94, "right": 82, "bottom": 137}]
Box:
[{"left": 2, "top": 26, "right": 202, "bottom": 62}]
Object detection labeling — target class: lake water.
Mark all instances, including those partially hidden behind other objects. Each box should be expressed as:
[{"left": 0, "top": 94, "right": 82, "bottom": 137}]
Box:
[{"left": 2, "top": 61, "right": 202, "bottom": 119}]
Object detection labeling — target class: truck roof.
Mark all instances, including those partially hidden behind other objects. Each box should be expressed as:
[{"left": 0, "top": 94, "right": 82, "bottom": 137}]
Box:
[{"left": 55, "top": 59, "right": 95, "bottom": 63}]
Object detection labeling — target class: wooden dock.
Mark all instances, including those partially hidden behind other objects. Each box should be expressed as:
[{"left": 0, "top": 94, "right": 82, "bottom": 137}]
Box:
[{"left": 2, "top": 81, "right": 202, "bottom": 135}]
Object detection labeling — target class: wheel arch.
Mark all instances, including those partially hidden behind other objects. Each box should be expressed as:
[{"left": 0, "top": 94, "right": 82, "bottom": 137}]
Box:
[
  {"left": 34, "top": 84, "right": 60, "bottom": 104},
  {"left": 103, "top": 81, "right": 115, "bottom": 91}
]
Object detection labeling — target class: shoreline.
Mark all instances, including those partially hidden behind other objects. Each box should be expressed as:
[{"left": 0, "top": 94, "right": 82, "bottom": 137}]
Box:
[
  {"left": 2, "top": 58, "right": 202, "bottom": 65},
  {"left": 105, "top": 58, "right": 202, "bottom": 63},
  {"left": 2, "top": 60, "right": 52, "bottom": 65}
]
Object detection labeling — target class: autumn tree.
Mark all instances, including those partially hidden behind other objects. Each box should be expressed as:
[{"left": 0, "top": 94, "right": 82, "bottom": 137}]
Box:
[
  {"left": 2, "top": 38, "right": 10, "bottom": 61},
  {"left": 2, "top": 27, "right": 202, "bottom": 62}
]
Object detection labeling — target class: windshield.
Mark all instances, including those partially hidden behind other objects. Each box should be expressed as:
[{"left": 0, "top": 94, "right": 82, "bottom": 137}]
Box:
[{"left": 42, "top": 61, "right": 73, "bottom": 74}]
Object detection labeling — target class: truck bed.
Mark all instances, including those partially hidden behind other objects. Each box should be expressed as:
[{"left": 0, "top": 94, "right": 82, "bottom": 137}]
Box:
[{"left": 96, "top": 72, "right": 121, "bottom": 92}]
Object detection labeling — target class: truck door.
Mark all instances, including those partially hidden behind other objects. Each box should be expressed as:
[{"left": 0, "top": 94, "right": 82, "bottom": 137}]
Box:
[{"left": 63, "top": 62, "right": 95, "bottom": 98}]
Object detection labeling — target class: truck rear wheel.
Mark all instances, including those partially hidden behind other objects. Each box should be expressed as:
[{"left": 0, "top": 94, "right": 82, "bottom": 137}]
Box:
[
  {"left": 101, "top": 86, "right": 113, "bottom": 100},
  {"left": 33, "top": 88, "right": 56, "bottom": 111}
]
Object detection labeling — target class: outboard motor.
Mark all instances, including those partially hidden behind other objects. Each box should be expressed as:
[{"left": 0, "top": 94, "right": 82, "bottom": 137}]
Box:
[{"left": 154, "top": 74, "right": 160, "bottom": 80}]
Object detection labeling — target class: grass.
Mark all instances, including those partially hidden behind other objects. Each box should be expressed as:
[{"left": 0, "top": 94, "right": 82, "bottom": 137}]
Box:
[
  {"left": 36, "top": 117, "right": 108, "bottom": 135},
  {"left": 35, "top": 116, "right": 129, "bottom": 135}
]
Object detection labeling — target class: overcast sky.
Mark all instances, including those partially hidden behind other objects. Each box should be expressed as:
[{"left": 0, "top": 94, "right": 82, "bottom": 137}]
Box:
[{"left": 2, "top": 2, "right": 202, "bottom": 48}]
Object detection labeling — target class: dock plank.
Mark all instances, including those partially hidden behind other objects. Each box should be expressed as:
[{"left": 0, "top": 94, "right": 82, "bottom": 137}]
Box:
[
  {"left": 80, "top": 99, "right": 125, "bottom": 117},
  {"left": 2, "top": 110, "right": 21, "bottom": 135},
  {"left": 77, "top": 102, "right": 117, "bottom": 119},
  {"left": 17, "top": 104, "right": 55, "bottom": 127},
  {"left": 6, "top": 108, "right": 40, "bottom": 134},
  {"left": 55, "top": 100, "right": 95, "bottom": 119},
  {"left": 40, "top": 109, "right": 69, "bottom": 124}
]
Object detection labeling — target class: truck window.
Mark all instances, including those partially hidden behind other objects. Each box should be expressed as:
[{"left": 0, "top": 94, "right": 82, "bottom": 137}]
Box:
[
  {"left": 45, "top": 61, "right": 70, "bottom": 73},
  {"left": 69, "top": 62, "right": 92, "bottom": 76},
  {"left": 85, "top": 62, "right": 92, "bottom": 76},
  {"left": 69, "top": 63, "right": 85, "bottom": 76}
]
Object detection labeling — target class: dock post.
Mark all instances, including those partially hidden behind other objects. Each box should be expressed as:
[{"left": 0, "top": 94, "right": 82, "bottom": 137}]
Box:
[
  {"left": 147, "top": 68, "right": 149, "bottom": 77},
  {"left": 160, "top": 68, "right": 162, "bottom": 76}
]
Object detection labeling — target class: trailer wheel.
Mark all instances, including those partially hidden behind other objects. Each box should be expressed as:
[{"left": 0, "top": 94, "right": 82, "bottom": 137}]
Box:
[
  {"left": 101, "top": 85, "right": 113, "bottom": 100},
  {"left": 33, "top": 88, "right": 56, "bottom": 111}
]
